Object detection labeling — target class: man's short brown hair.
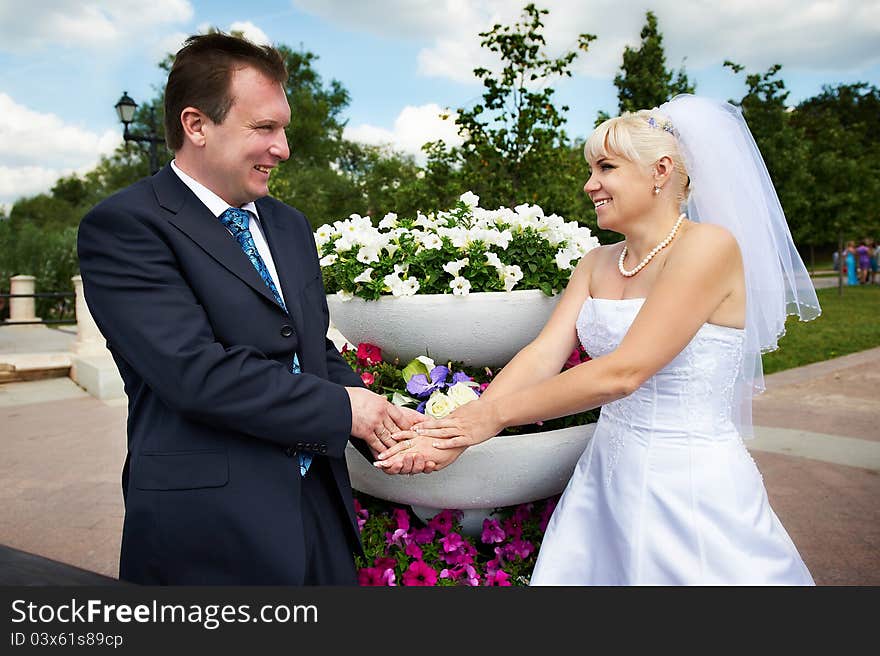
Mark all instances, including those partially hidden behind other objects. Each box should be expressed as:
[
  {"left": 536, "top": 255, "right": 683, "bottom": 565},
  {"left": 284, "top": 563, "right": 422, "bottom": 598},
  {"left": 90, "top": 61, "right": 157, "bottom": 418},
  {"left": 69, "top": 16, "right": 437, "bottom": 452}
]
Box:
[{"left": 164, "top": 32, "right": 288, "bottom": 151}]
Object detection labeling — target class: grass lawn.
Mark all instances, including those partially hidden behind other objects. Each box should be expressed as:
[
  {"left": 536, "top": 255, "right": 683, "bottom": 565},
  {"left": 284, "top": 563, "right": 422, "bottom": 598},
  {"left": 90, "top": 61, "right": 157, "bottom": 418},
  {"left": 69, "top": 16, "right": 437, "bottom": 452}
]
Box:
[{"left": 761, "top": 284, "right": 880, "bottom": 375}]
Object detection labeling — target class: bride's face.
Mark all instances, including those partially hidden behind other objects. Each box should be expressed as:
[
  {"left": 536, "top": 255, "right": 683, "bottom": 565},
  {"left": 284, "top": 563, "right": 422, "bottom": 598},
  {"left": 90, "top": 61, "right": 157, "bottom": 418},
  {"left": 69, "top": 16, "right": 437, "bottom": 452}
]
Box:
[{"left": 584, "top": 153, "right": 654, "bottom": 231}]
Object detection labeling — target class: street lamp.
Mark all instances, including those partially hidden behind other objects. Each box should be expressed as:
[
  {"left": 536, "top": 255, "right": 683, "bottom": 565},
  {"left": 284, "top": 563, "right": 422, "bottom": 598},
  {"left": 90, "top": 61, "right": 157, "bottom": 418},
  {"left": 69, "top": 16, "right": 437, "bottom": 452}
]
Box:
[{"left": 115, "top": 91, "right": 163, "bottom": 175}]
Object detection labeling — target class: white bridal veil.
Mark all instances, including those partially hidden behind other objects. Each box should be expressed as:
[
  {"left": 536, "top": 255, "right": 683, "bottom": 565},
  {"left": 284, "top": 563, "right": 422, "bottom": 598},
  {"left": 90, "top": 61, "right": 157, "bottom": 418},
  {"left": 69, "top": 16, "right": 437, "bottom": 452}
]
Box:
[{"left": 659, "top": 95, "right": 821, "bottom": 437}]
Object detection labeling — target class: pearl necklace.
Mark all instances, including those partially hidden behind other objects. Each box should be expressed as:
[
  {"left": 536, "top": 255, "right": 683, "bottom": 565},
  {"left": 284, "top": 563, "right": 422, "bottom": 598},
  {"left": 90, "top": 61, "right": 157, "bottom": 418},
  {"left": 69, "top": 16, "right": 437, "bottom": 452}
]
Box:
[{"left": 618, "top": 213, "right": 686, "bottom": 277}]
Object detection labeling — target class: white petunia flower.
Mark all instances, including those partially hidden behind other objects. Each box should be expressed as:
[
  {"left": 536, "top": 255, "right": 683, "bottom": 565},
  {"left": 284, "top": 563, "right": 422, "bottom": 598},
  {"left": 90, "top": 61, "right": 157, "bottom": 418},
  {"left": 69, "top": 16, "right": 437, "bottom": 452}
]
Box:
[
  {"left": 353, "top": 268, "right": 373, "bottom": 283},
  {"left": 378, "top": 212, "right": 398, "bottom": 229},
  {"left": 356, "top": 245, "right": 380, "bottom": 264},
  {"left": 459, "top": 191, "right": 480, "bottom": 209},
  {"left": 502, "top": 265, "right": 523, "bottom": 292},
  {"left": 336, "top": 290, "right": 354, "bottom": 302},
  {"left": 442, "top": 258, "right": 470, "bottom": 277},
  {"left": 484, "top": 251, "right": 504, "bottom": 269},
  {"left": 334, "top": 235, "right": 355, "bottom": 253},
  {"left": 314, "top": 224, "right": 335, "bottom": 247},
  {"left": 319, "top": 253, "right": 338, "bottom": 266},
  {"left": 420, "top": 232, "right": 443, "bottom": 250},
  {"left": 450, "top": 276, "right": 471, "bottom": 295},
  {"left": 402, "top": 277, "right": 421, "bottom": 295},
  {"left": 555, "top": 248, "right": 576, "bottom": 271}
]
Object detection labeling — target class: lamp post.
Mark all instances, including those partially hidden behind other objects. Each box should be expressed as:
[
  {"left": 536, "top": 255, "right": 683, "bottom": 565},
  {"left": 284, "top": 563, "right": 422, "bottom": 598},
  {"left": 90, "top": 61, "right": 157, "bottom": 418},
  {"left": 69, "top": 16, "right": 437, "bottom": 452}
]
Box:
[{"left": 115, "top": 91, "right": 163, "bottom": 175}]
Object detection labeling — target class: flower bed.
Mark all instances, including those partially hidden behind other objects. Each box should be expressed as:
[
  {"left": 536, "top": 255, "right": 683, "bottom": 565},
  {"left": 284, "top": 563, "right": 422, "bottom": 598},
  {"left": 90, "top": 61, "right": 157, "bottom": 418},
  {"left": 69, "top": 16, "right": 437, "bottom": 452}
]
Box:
[{"left": 354, "top": 492, "right": 559, "bottom": 586}]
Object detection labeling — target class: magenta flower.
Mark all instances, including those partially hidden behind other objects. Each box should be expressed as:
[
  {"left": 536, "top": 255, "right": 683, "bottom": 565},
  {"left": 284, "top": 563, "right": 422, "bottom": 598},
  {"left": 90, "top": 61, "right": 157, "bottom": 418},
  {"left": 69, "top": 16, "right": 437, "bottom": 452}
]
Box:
[
  {"left": 374, "top": 556, "right": 396, "bottom": 572},
  {"left": 440, "top": 564, "right": 479, "bottom": 586},
  {"left": 485, "top": 570, "right": 512, "bottom": 586},
  {"left": 513, "top": 503, "right": 534, "bottom": 523},
  {"left": 380, "top": 568, "right": 397, "bottom": 586},
  {"left": 358, "top": 567, "right": 384, "bottom": 586},
  {"left": 392, "top": 508, "right": 411, "bottom": 532},
  {"left": 440, "top": 532, "right": 466, "bottom": 553},
  {"left": 386, "top": 528, "right": 408, "bottom": 547},
  {"left": 402, "top": 560, "right": 438, "bottom": 586},
  {"left": 505, "top": 539, "right": 535, "bottom": 560},
  {"left": 539, "top": 497, "right": 558, "bottom": 531},
  {"left": 411, "top": 526, "right": 436, "bottom": 544},
  {"left": 361, "top": 371, "right": 375, "bottom": 386},
  {"left": 405, "top": 541, "right": 423, "bottom": 560},
  {"left": 428, "top": 509, "right": 460, "bottom": 536},
  {"left": 502, "top": 516, "right": 523, "bottom": 540},
  {"left": 481, "top": 518, "right": 505, "bottom": 544}
]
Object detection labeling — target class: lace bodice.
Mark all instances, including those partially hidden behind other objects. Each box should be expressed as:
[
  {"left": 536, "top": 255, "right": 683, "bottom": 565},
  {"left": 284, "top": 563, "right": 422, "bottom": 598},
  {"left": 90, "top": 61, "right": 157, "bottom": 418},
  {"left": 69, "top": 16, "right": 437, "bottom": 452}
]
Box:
[{"left": 576, "top": 297, "right": 745, "bottom": 440}]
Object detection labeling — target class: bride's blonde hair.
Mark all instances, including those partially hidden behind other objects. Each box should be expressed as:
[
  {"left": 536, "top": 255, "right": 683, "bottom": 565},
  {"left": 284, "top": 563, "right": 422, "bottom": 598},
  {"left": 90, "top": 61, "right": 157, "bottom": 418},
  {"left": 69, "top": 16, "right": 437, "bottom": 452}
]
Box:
[{"left": 585, "top": 109, "right": 690, "bottom": 204}]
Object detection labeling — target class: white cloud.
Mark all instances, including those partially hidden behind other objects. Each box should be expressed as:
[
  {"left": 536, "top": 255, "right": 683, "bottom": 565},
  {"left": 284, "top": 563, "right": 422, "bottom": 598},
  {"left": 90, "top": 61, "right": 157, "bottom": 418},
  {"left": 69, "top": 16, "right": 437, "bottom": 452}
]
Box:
[
  {"left": 0, "top": 0, "right": 194, "bottom": 53},
  {"left": 344, "top": 103, "right": 463, "bottom": 162},
  {"left": 0, "top": 94, "right": 121, "bottom": 206},
  {"left": 294, "top": 0, "right": 880, "bottom": 84},
  {"left": 228, "top": 21, "right": 271, "bottom": 45}
]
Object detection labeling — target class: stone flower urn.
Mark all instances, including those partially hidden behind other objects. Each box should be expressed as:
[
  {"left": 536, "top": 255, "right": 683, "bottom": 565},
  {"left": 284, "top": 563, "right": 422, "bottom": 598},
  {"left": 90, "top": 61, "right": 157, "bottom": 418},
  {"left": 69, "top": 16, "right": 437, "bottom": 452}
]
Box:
[
  {"left": 330, "top": 288, "right": 596, "bottom": 536},
  {"left": 326, "top": 289, "right": 561, "bottom": 367}
]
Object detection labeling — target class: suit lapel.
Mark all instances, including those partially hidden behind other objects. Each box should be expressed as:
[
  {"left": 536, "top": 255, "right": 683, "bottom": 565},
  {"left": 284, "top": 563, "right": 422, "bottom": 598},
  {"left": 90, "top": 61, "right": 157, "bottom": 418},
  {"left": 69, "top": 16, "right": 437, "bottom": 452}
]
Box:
[
  {"left": 151, "top": 166, "right": 281, "bottom": 309},
  {"left": 256, "top": 198, "right": 308, "bottom": 332}
]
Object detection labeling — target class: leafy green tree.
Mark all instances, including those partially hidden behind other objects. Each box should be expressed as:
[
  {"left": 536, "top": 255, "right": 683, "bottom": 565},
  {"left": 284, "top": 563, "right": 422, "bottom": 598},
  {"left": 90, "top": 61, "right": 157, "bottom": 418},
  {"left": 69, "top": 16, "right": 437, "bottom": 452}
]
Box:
[
  {"left": 792, "top": 83, "right": 880, "bottom": 248},
  {"left": 724, "top": 62, "right": 814, "bottom": 257},
  {"left": 613, "top": 11, "right": 694, "bottom": 114},
  {"left": 419, "top": 3, "right": 598, "bottom": 234}
]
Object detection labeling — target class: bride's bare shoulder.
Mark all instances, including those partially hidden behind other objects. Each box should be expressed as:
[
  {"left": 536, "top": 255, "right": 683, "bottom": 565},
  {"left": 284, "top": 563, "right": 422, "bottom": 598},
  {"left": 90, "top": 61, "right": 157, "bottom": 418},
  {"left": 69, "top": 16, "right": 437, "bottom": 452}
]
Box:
[{"left": 674, "top": 222, "right": 742, "bottom": 263}]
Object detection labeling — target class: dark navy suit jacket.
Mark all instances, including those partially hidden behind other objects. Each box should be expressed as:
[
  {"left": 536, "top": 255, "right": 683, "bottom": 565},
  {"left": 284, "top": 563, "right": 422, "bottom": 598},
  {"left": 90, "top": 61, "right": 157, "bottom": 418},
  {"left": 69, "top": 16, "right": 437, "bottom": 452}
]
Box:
[{"left": 77, "top": 164, "right": 367, "bottom": 584}]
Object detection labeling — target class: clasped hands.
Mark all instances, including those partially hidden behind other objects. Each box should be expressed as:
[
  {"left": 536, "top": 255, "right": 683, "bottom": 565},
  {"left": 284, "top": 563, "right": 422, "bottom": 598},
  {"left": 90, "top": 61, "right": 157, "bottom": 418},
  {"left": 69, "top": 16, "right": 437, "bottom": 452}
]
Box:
[{"left": 373, "top": 397, "right": 503, "bottom": 476}]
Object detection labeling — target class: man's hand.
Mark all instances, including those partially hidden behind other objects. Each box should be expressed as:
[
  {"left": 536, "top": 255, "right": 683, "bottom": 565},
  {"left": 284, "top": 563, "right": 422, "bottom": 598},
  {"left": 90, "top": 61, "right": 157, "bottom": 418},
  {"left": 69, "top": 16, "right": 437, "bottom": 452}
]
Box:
[{"left": 346, "top": 387, "right": 417, "bottom": 453}]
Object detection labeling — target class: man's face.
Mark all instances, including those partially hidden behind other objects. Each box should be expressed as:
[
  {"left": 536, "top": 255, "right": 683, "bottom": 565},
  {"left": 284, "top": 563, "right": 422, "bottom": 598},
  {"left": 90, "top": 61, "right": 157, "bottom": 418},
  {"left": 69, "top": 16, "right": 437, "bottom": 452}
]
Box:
[{"left": 202, "top": 65, "right": 290, "bottom": 207}]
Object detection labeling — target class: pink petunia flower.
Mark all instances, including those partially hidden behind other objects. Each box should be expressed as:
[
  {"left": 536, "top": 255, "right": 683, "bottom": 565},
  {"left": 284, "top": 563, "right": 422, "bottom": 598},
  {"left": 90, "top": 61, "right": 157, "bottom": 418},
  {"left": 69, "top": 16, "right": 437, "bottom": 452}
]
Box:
[
  {"left": 374, "top": 557, "right": 396, "bottom": 572},
  {"left": 481, "top": 518, "right": 506, "bottom": 544},
  {"left": 380, "top": 568, "right": 397, "bottom": 586},
  {"left": 505, "top": 539, "right": 535, "bottom": 560},
  {"left": 385, "top": 528, "right": 408, "bottom": 547},
  {"left": 405, "top": 542, "right": 423, "bottom": 560},
  {"left": 428, "top": 509, "right": 461, "bottom": 536},
  {"left": 361, "top": 371, "right": 375, "bottom": 386},
  {"left": 392, "top": 508, "right": 411, "bottom": 532},
  {"left": 485, "top": 570, "right": 512, "bottom": 586},
  {"left": 402, "top": 560, "right": 438, "bottom": 586},
  {"left": 358, "top": 567, "right": 384, "bottom": 586},
  {"left": 411, "top": 527, "right": 436, "bottom": 544}
]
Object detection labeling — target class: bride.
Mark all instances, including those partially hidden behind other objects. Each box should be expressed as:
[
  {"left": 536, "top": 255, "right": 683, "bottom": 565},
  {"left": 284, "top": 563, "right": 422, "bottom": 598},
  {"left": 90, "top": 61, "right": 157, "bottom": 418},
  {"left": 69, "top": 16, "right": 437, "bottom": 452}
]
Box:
[{"left": 377, "top": 95, "right": 819, "bottom": 585}]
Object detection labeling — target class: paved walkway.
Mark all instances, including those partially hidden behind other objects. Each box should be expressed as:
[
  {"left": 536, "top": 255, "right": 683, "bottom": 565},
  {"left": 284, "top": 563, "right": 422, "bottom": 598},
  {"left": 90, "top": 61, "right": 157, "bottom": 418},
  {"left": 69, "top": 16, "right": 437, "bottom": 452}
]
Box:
[{"left": 0, "top": 327, "right": 877, "bottom": 585}]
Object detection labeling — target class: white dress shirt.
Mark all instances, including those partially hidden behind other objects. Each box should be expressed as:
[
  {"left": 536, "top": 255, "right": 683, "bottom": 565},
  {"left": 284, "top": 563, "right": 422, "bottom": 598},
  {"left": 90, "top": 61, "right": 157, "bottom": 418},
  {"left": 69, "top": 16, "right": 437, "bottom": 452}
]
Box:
[{"left": 170, "top": 160, "right": 286, "bottom": 305}]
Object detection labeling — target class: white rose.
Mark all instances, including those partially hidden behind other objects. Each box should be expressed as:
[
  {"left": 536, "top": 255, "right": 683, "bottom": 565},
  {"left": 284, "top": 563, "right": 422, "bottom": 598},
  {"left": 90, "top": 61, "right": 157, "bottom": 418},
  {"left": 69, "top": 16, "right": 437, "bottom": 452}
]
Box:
[
  {"left": 425, "top": 391, "right": 454, "bottom": 419},
  {"left": 447, "top": 382, "right": 479, "bottom": 408}
]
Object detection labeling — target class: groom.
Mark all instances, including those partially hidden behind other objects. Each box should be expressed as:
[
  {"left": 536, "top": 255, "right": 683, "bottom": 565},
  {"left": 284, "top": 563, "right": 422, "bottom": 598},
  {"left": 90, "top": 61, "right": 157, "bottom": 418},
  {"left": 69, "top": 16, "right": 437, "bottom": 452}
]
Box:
[{"left": 77, "top": 33, "right": 421, "bottom": 584}]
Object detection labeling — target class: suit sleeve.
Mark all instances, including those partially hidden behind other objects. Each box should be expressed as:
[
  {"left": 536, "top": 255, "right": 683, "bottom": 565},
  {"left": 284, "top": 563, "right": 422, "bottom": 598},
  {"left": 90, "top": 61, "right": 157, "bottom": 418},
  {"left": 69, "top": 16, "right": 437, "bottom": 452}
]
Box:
[{"left": 77, "top": 202, "right": 354, "bottom": 458}]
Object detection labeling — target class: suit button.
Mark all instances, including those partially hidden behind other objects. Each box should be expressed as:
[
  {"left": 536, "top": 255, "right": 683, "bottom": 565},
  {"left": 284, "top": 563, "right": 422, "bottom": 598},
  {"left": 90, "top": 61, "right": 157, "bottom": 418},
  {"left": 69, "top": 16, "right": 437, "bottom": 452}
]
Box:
[
  {"left": 281, "top": 325, "right": 293, "bottom": 338},
  {"left": 284, "top": 447, "right": 295, "bottom": 457}
]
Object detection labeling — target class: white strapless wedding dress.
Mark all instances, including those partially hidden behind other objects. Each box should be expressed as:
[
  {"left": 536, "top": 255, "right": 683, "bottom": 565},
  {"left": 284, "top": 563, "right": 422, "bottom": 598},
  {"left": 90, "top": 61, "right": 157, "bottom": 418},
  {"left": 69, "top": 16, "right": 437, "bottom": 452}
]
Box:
[{"left": 530, "top": 297, "right": 814, "bottom": 586}]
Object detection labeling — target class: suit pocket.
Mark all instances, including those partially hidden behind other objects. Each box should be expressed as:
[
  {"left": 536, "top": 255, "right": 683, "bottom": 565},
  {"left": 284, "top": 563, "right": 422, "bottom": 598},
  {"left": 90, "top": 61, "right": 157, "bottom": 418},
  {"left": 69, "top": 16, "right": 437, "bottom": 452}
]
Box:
[{"left": 133, "top": 450, "right": 229, "bottom": 491}]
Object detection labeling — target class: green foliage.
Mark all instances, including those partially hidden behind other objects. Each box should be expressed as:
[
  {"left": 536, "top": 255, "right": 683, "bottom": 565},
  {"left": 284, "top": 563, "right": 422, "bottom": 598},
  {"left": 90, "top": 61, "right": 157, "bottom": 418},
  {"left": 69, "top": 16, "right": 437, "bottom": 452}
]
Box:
[
  {"left": 791, "top": 83, "right": 880, "bottom": 242},
  {"left": 613, "top": 11, "right": 695, "bottom": 114},
  {"left": 424, "top": 3, "right": 598, "bottom": 227},
  {"left": 0, "top": 221, "right": 78, "bottom": 319}
]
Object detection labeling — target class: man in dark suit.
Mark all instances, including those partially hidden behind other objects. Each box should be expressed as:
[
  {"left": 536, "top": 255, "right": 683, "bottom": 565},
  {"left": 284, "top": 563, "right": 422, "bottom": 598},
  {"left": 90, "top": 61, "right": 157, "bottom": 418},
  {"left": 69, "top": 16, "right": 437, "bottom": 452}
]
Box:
[{"left": 77, "top": 33, "right": 424, "bottom": 585}]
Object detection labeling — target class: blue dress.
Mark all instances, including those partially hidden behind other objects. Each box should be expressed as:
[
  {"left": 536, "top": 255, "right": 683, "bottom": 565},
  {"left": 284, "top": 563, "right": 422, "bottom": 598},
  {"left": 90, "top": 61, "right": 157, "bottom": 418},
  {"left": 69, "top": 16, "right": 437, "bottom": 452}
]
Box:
[{"left": 846, "top": 252, "right": 858, "bottom": 286}]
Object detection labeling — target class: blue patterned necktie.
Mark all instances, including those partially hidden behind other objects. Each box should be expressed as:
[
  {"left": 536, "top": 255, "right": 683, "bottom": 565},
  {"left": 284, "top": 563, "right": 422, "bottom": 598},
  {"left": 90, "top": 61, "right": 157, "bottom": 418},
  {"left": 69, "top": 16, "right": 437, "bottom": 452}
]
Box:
[{"left": 219, "top": 207, "right": 312, "bottom": 476}]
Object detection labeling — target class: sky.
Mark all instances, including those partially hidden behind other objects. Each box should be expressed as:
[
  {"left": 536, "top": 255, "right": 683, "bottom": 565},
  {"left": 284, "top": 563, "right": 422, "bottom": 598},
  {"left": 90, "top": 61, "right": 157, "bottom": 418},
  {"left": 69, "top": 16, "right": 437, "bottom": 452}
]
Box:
[{"left": 1, "top": 0, "right": 878, "bottom": 210}]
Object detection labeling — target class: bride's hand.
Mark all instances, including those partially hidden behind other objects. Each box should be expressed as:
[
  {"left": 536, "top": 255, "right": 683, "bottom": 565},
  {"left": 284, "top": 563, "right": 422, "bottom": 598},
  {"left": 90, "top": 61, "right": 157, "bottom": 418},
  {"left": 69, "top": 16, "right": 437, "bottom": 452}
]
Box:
[
  {"left": 373, "top": 435, "right": 465, "bottom": 474},
  {"left": 389, "top": 399, "right": 503, "bottom": 450}
]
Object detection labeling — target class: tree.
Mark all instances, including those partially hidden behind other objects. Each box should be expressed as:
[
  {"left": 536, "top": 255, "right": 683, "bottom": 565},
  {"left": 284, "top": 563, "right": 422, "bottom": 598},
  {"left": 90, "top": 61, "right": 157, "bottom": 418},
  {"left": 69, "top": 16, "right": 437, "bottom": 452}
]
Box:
[
  {"left": 613, "top": 11, "right": 694, "bottom": 114},
  {"left": 724, "top": 62, "right": 815, "bottom": 257},
  {"left": 425, "top": 3, "right": 597, "bottom": 225}
]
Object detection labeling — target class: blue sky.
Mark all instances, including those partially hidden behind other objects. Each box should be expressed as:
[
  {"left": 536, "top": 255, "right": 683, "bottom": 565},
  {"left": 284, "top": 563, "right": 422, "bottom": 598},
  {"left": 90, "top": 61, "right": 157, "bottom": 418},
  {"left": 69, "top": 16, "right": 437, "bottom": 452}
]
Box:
[{"left": 1, "top": 0, "right": 878, "bottom": 209}]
